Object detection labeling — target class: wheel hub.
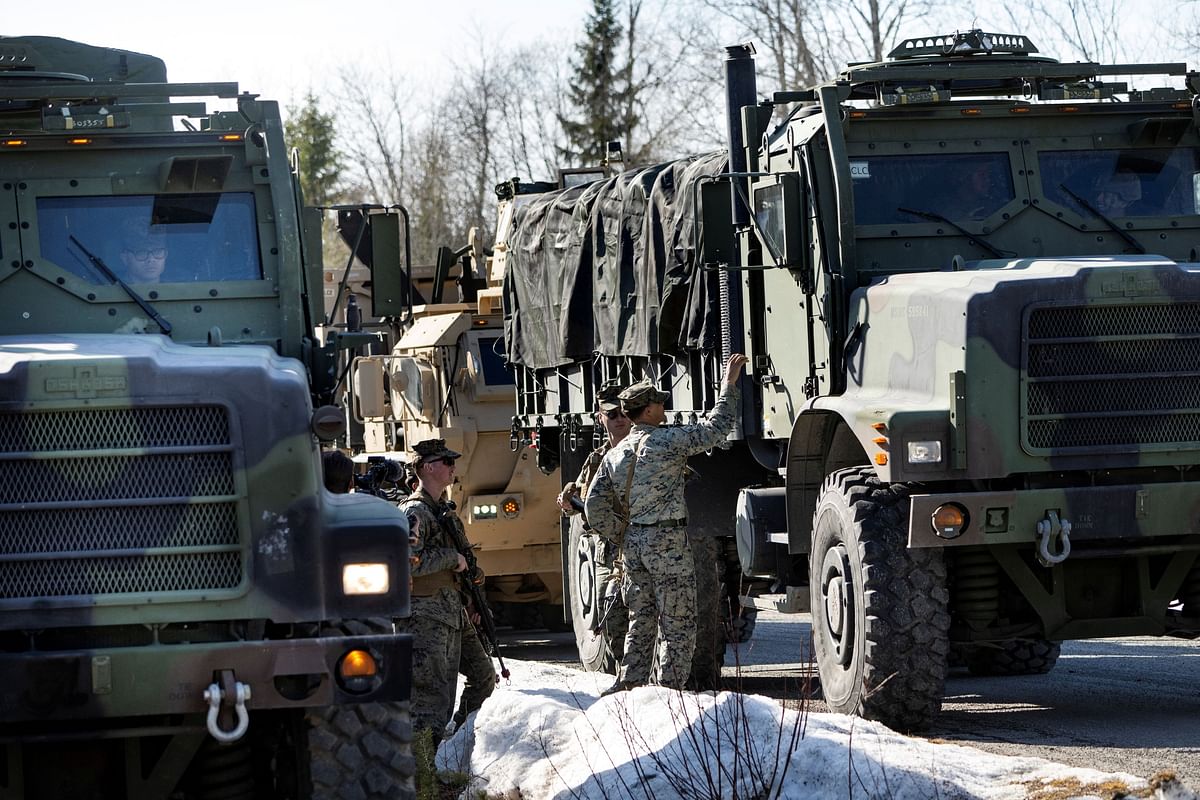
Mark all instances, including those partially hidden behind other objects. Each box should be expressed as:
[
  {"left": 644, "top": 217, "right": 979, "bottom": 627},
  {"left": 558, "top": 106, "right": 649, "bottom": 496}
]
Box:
[{"left": 820, "top": 545, "right": 853, "bottom": 666}]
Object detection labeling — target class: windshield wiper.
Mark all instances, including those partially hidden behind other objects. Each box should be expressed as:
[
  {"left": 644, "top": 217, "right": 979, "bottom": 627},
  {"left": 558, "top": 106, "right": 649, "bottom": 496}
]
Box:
[
  {"left": 897, "top": 207, "right": 1009, "bottom": 258},
  {"left": 69, "top": 235, "right": 172, "bottom": 334},
  {"left": 1057, "top": 184, "right": 1146, "bottom": 255}
]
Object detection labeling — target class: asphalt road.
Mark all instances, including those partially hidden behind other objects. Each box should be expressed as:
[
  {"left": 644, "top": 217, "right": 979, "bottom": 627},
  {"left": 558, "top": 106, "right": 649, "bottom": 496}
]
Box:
[{"left": 498, "top": 609, "right": 1200, "bottom": 788}]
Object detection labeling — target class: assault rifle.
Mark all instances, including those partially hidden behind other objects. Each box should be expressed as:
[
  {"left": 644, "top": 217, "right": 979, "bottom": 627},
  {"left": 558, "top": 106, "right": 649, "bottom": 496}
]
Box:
[{"left": 444, "top": 504, "right": 510, "bottom": 681}]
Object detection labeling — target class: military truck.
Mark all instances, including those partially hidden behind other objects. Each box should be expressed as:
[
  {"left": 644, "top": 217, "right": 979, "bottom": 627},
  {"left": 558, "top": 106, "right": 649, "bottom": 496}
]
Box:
[
  {"left": 335, "top": 172, "right": 605, "bottom": 631},
  {"left": 503, "top": 31, "right": 1200, "bottom": 730},
  {"left": 0, "top": 36, "right": 414, "bottom": 797}
]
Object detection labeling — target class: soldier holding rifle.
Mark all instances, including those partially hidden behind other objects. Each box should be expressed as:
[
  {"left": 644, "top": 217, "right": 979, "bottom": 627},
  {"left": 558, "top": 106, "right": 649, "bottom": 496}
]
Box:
[{"left": 400, "top": 439, "right": 499, "bottom": 742}]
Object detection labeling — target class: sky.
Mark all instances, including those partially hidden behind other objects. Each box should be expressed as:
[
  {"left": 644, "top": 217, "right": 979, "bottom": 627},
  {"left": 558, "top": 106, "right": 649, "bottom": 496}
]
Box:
[
  {"left": 437, "top": 658, "right": 1198, "bottom": 800},
  {"left": 9, "top": 0, "right": 1186, "bottom": 117},
  {"left": 7, "top": 0, "right": 591, "bottom": 109}
]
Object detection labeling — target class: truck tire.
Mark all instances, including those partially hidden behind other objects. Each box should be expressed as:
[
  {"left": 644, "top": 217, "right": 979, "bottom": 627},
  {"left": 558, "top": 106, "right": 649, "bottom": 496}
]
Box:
[
  {"left": 568, "top": 515, "right": 621, "bottom": 673},
  {"left": 963, "top": 639, "right": 1061, "bottom": 676},
  {"left": 810, "top": 466, "right": 950, "bottom": 731},
  {"left": 307, "top": 620, "right": 416, "bottom": 800}
]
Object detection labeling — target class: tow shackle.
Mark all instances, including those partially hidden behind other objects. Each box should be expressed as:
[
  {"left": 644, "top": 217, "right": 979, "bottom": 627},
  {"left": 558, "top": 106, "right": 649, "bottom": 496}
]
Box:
[{"left": 1035, "top": 510, "right": 1072, "bottom": 567}]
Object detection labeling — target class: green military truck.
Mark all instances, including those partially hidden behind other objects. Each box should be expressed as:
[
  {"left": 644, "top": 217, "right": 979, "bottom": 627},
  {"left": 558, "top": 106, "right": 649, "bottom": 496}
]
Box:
[
  {"left": 504, "top": 31, "right": 1200, "bottom": 729},
  {"left": 0, "top": 36, "right": 414, "bottom": 797}
]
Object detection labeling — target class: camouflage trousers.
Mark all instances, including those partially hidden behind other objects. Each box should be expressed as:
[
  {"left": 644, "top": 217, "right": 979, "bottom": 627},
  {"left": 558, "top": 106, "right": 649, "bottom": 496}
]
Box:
[
  {"left": 618, "top": 522, "right": 696, "bottom": 688},
  {"left": 454, "top": 617, "right": 496, "bottom": 727},
  {"left": 395, "top": 605, "right": 460, "bottom": 741}
]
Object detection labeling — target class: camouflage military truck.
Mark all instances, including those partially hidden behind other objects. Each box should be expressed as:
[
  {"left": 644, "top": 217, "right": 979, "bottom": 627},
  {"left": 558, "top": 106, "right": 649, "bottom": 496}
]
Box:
[
  {"left": 504, "top": 32, "right": 1200, "bottom": 729},
  {"left": 0, "top": 36, "right": 414, "bottom": 797},
  {"left": 332, "top": 173, "right": 604, "bottom": 631}
]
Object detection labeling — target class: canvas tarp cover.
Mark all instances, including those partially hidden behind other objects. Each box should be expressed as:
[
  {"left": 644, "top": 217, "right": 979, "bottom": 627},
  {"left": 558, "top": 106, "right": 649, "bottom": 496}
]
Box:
[{"left": 503, "top": 151, "right": 728, "bottom": 370}]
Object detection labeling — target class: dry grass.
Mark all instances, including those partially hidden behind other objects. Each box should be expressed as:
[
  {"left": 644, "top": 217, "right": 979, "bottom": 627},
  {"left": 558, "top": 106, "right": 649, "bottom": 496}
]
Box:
[{"left": 1020, "top": 775, "right": 1144, "bottom": 800}]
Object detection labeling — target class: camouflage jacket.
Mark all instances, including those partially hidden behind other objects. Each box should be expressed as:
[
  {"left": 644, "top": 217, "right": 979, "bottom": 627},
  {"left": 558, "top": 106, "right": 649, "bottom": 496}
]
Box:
[
  {"left": 401, "top": 488, "right": 465, "bottom": 629},
  {"left": 562, "top": 441, "right": 612, "bottom": 516},
  {"left": 585, "top": 382, "right": 740, "bottom": 529}
]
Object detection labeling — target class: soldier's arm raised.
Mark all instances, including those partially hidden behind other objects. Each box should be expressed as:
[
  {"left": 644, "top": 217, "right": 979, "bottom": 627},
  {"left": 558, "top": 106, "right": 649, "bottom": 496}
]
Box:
[{"left": 661, "top": 354, "right": 747, "bottom": 455}]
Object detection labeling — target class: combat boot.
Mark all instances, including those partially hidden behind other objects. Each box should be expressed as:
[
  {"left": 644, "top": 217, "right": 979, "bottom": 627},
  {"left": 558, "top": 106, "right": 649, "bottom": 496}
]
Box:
[{"left": 600, "top": 679, "right": 636, "bottom": 697}]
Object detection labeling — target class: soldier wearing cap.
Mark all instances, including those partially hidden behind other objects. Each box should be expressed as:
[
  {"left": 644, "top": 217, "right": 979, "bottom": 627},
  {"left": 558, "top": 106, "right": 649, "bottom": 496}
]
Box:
[
  {"left": 557, "top": 381, "right": 632, "bottom": 657},
  {"left": 398, "top": 439, "right": 495, "bottom": 742},
  {"left": 585, "top": 353, "right": 748, "bottom": 694},
  {"left": 557, "top": 382, "right": 632, "bottom": 514}
]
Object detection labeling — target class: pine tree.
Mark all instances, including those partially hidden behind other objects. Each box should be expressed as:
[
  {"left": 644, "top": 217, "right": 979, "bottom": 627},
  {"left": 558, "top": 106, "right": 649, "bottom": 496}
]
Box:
[
  {"left": 284, "top": 91, "right": 343, "bottom": 207},
  {"left": 558, "top": 0, "right": 638, "bottom": 167}
]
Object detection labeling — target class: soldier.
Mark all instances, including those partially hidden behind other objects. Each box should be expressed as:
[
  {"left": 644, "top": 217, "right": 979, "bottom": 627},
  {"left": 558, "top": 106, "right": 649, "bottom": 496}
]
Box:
[
  {"left": 557, "top": 382, "right": 631, "bottom": 654},
  {"left": 585, "top": 353, "right": 748, "bottom": 694},
  {"left": 399, "top": 439, "right": 496, "bottom": 741}
]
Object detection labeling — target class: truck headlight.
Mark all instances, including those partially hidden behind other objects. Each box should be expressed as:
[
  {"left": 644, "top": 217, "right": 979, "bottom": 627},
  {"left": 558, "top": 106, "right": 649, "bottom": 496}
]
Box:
[
  {"left": 906, "top": 440, "right": 943, "bottom": 464},
  {"left": 342, "top": 563, "right": 390, "bottom": 595}
]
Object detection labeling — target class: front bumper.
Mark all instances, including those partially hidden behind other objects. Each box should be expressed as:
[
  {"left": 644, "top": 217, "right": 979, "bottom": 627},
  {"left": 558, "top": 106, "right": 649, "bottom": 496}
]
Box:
[
  {"left": 908, "top": 481, "right": 1200, "bottom": 549},
  {"left": 0, "top": 632, "right": 411, "bottom": 724}
]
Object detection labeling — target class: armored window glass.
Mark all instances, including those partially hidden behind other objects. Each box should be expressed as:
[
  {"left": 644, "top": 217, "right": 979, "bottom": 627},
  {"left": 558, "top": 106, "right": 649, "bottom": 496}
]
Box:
[
  {"left": 1038, "top": 147, "right": 1200, "bottom": 218},
  {"left": 755, "top": 183, "right": 787, "bottom": 258},
  {"left": 849, "top": 153, "right": 1015, "bottom": 225},
  {"left": 36, "top": 192, "right": 263, "bottom": 285},
  {"left": 476, "top": 336, "right": 514, "bottom": 386}
]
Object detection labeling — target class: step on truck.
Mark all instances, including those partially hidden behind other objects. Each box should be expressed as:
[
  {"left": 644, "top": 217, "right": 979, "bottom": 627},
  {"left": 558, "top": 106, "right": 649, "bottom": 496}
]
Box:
[
  {"left": 502, "top": 31, "right": 1200, "bottom": 729},
  {"left": 0, "top": 36, "right": 415, "bottom": 797}
]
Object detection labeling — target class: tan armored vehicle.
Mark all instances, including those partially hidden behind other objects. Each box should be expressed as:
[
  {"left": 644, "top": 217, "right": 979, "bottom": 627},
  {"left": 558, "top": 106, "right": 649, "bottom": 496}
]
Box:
[{"left": 326, "top": 190, "right": 568, "bottom": 628}]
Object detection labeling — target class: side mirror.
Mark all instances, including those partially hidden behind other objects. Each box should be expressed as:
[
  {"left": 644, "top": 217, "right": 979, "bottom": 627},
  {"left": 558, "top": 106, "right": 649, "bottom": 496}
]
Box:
[
  {"left": 367, "top": 212, "right": 408, "bottom": 318},
  {"left": 700, "top": 179, "right": 735, "bottom": 267},
  {"left": 751, "top": 171, "right": 808, "bottom": 270}
]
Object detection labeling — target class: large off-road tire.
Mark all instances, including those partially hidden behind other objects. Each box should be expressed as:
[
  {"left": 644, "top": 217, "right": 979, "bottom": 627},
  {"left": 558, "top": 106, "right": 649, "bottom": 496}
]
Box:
[
  {"left": 810, "top": 466, "right": 950, "bottom": 731},
  {"left": 307, "top": 620, "right": 416, "bottom": 799},
  {"left": 963, "top": 639, "right": 1061, "bottom": 676},
  {"left": 568, "top": 515, "right": 622, "bottom": 673}
]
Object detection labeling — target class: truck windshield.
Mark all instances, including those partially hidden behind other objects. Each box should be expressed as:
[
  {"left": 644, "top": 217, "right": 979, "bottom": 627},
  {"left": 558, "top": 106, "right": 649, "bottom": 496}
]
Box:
[
  {"left": 850, "top": 153, "right": 1015, "bottom": 226},
  {"left": 1038, "top": 147, "right": 1200, "bottom": 218},
  {"left": 37, "top": 192, "right": 263, "bottom": 285}
]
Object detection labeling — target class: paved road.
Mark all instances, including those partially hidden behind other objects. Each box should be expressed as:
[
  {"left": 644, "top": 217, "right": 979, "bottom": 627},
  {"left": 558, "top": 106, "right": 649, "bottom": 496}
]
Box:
[{"left": 499, "top": 609, "right": 1200, "bottom": 788}]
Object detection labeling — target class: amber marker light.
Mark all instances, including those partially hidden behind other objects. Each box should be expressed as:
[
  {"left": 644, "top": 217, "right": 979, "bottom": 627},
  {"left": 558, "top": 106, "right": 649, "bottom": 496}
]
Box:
[
  {"left": 960, "top": 108, "right": 982, "bottom": 116},
  {"left": 3, "top": 139, "right": 27, "bottom": 147},
  {"left": 67, "top": 137, "right": 92, "bottom": 145},
  {"left": 874, "top": 452, "right": 888, "bottom": 465},
  {"left": 1009, "top": 107, "right": 1031, "bottom": 114},
  {"left": 932, "top": 503, "right": 968, "bottom": 538},
  {"left": 501, "top": 496, "right": 521, "bottom": 519},
  {"left": 219, "top": 133, "right": 244, "bottom": 142},
  {"left": 339, "top": 649, "right": 378, "bottom": 679}
]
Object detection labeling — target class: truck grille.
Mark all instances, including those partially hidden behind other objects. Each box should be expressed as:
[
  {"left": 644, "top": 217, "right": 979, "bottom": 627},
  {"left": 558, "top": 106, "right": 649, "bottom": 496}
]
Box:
[
  {"left": 1023, "top": 302, "right": 1200, "bottom": 451},
  {"left": 0, "top": 406, "right": 244, "bottom": 601}
]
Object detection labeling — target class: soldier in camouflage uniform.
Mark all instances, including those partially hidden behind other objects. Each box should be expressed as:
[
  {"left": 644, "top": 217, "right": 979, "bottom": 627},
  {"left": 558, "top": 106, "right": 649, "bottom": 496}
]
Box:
[
  {"left": 585, "top": 354, "right": 748, "bottom": 693},
  {"left": 399, "top": 439, "right": 494, "bottom": 742},
  {"left": 557, "top": 382, "right": 631, "bottom": 653}
]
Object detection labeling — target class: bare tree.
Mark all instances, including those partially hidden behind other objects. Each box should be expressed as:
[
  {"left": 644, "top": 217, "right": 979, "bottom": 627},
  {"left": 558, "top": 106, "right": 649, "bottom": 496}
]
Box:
[
  {"left": 995, "top": 0, "right": 1134, "bottom": 62},
  {"left": 333, "top": 64, "right": 412, "bottom": 205}
]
